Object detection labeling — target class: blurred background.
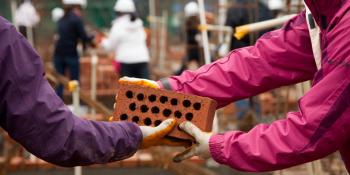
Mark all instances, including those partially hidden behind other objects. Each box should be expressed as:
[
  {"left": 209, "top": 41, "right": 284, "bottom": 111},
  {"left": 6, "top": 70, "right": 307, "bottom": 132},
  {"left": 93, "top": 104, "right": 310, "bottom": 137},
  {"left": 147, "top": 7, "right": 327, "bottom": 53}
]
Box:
[{"left": 0, "top": 0, "right": 348, "bottom": 175}]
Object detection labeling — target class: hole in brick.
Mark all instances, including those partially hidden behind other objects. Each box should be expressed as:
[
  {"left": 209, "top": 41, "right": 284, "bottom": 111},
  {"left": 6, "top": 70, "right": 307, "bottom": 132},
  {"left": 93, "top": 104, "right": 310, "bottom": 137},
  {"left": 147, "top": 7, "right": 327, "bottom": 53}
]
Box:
[
  {"left": 170, "top": 98, "right": 178, "bottom": 106},
  {"left": 132, "top": 116, "right": 140, "bottom": 123},
  {"left": 154, "top": 120, "right": 162, "bottom": 127},
  {"left": 160, "top": 96, "right": 168, "bottom": 104},
  {"left": 193, "top": 103, "right": 201, "bottom": 110},
  {"left": 129, "top": 103, "right": 137, "bottom": 111},
  {"left": 137, "top": 93, "right": 145, "bottom": 101},
  {"left": 151, "top": 106, "right": 160, "bottom": 114},
  {"left": 120, "top": 114, "right": 128, "bottom": 120},
  {"left": 141, "top": 105, "right": 149, "bottom": 113},
  {"left": 163, "top": 109, "right": 172, "bottom": 117},
  {"left": 126, "top": 91, "right": 133, "bottom": 98},
  {"left": 174, "top": 111, "right": 182, "bottom": 119},
  {"left": 125, "top": 91, "right": 134, "bottom": 98},
  {"left": 143, "top": 118, "right": 152, "bottom": 126},
  {"left": 185, "top": 113, "right": 194, "bottom": 121},
  {"left": 148, "top": 95, "right": 157, "bottom": 102},
  {"left": 183, "top": 100, "right": 191, "bottom": 108}
]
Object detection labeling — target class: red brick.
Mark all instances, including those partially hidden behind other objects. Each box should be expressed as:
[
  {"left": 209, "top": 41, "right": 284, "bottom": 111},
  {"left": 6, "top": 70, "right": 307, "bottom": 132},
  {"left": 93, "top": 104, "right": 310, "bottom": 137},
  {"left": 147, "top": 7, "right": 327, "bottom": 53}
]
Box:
[{"left": 112, "top": 83, "right": 217, "bottom": 140}]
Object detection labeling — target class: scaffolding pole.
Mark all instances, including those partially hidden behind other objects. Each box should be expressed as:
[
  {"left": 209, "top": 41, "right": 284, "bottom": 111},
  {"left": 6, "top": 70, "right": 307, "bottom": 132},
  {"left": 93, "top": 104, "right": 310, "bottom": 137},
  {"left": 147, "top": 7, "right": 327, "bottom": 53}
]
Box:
[
  {"left": 197, "top": 0, "right": 211, "bottom": 65},
  {"left": 218, "top": 0, "right": 228, "bottom": 43},
  {"left": 234, "top": 14, "right": 297, "bottom": 40},
  {"left": 90, "top": 50, "right": 98, "bottom": 120},
  {"left": 149, "top": 0, "right": 157, "bottom": 61},
  {"left": 158, "top": 10, "right": 168, "bottom": 71},
  {"left": 10, "top": 0, "right": 18, "bottom": 29}
]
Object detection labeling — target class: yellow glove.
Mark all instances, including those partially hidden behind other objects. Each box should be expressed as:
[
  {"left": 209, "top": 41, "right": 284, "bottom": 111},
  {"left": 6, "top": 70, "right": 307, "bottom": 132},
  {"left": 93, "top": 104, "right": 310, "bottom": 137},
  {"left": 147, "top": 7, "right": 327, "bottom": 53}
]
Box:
[
  {"left": 119, "top": 77, "right": 159, "bottom": 89},
  {"left": 140, "top": 119, "right": 191, "bottom": 149}
]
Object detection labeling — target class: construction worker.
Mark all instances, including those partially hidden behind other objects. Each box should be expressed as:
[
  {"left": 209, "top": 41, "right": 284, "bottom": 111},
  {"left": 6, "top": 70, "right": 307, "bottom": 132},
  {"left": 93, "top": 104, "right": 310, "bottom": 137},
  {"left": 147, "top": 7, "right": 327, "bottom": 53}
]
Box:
[
  {"left": 14, "top": 0, "right": 40, "bottom": 43},
  {"left": 53, "top": 0, "right": 94, "bottom": 99},
  {"left": 121, "top": 0, "right": 350, "bottom": 172},
  {"left": 184, "top": 1, "right": 201, "bottom": 71},
  {"left": 101, "top": 0, "right": 150, "bottom": 79},
  {"left": 175, "top": 1, "right": 214, "bottom": 75},
  {"left": 0, "top": 16, "right": 185, "bottom": 166}
]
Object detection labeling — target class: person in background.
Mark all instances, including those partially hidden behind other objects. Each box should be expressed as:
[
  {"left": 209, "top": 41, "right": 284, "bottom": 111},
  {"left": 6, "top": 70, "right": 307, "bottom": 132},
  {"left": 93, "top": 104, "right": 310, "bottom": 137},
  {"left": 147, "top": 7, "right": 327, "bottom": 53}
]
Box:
[
  {"left": 184, "top": 1, "right": 202, "bottom": 71},
  {"left": 175, "top": 1, "right": 215, "bottom": 75},
  {"left": 0, "top": 14, "right": 186, "bottom": 167},
  {"left": 14, "top": 0, "right": 40, "bottom": 44},
  {"left": 121, "top": 0, "right": 350, "bottom": 172},
  {"left": 101, "top": 0, "right": 150, "bottom": 79},
  {"left": 225, "top": 0, "right": 273, "bottom": 130},
  {"left": 226, "top": 0, "right": 273, "bottom": 53},
  {"left": 53, "top": 0, "right": 94, "bottom": 99}
]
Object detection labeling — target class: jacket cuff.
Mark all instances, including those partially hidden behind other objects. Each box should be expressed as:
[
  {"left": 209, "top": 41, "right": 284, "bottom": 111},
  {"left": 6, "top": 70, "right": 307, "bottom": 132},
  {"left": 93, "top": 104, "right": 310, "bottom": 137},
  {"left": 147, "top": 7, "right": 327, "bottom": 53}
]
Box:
[
  {"left": 158, "top": 78, "right": 173, "bottom": 91},
  {"left": 209, "top": 134, "right": 227, "bottom": 165},
  {"left": 111, "top": 122, "right": 143, "bottom": 161}
]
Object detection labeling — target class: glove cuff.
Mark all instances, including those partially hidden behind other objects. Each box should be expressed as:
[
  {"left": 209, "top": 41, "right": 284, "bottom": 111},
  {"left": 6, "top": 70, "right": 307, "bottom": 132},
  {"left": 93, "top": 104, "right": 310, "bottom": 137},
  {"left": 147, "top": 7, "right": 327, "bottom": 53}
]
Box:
[{"left": 209, "top": 134, "right": 227, "bottom": 165}]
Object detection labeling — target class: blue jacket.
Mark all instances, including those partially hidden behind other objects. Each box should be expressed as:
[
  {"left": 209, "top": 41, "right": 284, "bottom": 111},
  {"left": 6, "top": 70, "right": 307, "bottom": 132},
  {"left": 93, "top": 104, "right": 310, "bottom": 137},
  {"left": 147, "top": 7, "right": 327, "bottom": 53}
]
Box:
[{"left": 54, "top": 12, "right": 93, "bottom": 57}]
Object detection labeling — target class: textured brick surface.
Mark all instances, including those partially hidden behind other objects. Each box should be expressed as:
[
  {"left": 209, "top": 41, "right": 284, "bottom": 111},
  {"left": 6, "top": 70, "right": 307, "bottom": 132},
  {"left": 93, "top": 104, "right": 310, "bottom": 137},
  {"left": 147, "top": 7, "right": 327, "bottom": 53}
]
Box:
[{"left": 112, "top": 83, "right": 217, "bottom": 140}]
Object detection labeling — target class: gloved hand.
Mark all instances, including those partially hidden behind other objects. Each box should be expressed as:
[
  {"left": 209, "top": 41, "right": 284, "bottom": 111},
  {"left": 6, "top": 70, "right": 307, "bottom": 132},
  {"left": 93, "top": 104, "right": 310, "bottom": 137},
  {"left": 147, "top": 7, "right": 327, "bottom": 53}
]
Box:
[
  {"left": 140, "top": 119, "right": 191, "bottom": 149},
  {"left": 119, "top": 77, "right": 159, "bottom": 89},
  {"left": 173, "top": 122, "right": 212, "bottom": 162},
  {"left": 118, "top": 77, "right": 191, "bottom": 148}
]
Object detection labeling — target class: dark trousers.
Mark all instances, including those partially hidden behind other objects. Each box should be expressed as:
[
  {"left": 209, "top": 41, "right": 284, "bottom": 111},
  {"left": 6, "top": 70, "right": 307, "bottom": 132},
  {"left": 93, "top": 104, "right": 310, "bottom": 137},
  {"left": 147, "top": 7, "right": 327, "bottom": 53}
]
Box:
[
  {"left": 120, "top": 62, "right": 150, "bottom": 79},
  {"left": 54, "top": 56, "right": 80, "bottom": 98}
]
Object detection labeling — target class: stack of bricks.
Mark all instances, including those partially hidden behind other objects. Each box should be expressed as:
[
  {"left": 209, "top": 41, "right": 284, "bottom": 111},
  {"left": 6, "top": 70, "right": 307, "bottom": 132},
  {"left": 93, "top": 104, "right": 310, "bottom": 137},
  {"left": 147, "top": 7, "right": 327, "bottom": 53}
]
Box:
[
  {"left": 112, "top": 83, "right": 217, "bottom": 140},
  {"left": 80, "top": 56, "right": 119, "bottom": 95}
]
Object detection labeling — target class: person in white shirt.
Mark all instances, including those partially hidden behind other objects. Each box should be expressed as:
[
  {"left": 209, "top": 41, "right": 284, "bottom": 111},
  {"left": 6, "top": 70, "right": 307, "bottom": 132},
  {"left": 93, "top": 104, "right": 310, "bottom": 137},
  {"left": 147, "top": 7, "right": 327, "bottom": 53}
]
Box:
[{"left": 102, "top": 0, "right": 150, "bottom": 79}]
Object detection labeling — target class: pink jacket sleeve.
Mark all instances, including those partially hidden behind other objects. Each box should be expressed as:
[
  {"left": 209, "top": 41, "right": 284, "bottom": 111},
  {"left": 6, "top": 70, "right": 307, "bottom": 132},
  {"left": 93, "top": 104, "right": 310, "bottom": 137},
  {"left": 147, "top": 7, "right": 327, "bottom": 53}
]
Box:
[
  {"left": 208, "top": 10, "right": 350, "bottom": 171},
  {"left": 159, "top": 12, "right": 317, "bottom": 108},
  {"left": 159, "top": 12, "right": 350, "bottom": 171}
]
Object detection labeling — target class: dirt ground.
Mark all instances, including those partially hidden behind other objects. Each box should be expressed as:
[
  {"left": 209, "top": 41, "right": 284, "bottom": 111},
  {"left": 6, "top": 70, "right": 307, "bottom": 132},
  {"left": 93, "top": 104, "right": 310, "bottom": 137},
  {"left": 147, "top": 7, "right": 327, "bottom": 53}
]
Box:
[{"left": 7, "top": 166, "right": 272, "bottom": 175}]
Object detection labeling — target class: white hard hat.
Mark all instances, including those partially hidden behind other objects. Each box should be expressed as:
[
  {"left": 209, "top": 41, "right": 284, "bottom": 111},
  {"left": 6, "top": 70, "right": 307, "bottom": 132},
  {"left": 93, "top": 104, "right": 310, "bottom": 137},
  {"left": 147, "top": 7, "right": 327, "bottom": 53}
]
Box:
[
  {"left": 62, "top": 0, "right": 87, "bottom": 8},
  {"left": 52, "top": 7, "right": 64, "bottom": 22},
  {"left": 15, "top": 1, "right": 40, "bottom": 27},
  {"left": 114, "top": 0, "right": 136, "bottom": 13},
  {"left": 184, "top": 2, "right": 199, "bottom": 17},
  {"left": 268, "top": 0, "right": 284, "bottom": 10}
]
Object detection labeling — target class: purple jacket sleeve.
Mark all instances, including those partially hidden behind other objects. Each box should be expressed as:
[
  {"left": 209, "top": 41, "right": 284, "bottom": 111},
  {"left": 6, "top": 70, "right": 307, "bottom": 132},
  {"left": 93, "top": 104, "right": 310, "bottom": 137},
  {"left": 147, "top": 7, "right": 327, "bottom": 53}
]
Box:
[
  {"left": 0, "top": 17, "right": 142, "bottom": 167},
  {"left": 159, "top": 12, "right": 317, "bottom": 108}
]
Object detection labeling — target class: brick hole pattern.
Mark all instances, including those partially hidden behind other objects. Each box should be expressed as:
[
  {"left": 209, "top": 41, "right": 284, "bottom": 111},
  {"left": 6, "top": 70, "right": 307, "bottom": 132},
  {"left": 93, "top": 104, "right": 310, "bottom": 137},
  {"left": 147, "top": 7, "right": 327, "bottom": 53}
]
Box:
[{"left": 113, "top": 84, "right": 217, "bottom": 140}]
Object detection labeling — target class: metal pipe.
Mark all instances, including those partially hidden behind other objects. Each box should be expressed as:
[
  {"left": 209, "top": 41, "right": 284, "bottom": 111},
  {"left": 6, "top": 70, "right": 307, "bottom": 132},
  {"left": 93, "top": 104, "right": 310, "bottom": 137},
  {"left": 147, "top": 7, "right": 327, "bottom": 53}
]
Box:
[
  {"left": 74, "top": 166, "right": 82, "bottom": 175},
  {"left": 197, "top": 0, "right": 211, "bottom": 65},
  {"left": 90, "top": 51, "right": 98, "bottom": 119},
  {"left": 149, "top": 0, "right": 157, "bottom": 61},
  {"left": 234, "top": 14, "right": 297, "bottom": 40},
  {"left": 158, "top": 10, "right": 168, "bottom": 70},
  {"left": 26, "top": 27, "right": 34, "bottom": 46},
  {"left": 10, "top": 0, "right": 18, "bottom": 29},
  {"left": 200, "top": 24, "right": 232, "bottom": 32},
  {"left": 218, "top": 0, "right": 228, "bottom": 43}
]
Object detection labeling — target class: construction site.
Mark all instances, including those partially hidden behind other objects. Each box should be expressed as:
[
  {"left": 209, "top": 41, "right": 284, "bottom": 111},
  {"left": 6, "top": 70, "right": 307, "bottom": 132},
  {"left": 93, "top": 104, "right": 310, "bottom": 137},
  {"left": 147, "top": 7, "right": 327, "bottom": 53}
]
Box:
[{"left": 0, "top": 0, "right": 349, "bottom": 175}]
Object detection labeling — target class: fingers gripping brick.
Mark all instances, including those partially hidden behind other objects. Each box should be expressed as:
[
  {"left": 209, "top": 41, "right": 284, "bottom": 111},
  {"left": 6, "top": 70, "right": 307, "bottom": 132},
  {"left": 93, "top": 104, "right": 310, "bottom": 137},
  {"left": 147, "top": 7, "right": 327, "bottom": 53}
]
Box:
[{"left": 112, "top": 83, "right": 217, "bottom": 140}]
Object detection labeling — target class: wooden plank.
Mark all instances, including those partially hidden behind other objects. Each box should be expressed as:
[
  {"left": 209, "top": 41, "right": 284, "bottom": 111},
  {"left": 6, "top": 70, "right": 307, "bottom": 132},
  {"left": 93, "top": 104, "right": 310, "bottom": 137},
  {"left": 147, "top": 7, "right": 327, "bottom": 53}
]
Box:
[{"left": 45, "top": 65, "right": 113, "bottom": 118}]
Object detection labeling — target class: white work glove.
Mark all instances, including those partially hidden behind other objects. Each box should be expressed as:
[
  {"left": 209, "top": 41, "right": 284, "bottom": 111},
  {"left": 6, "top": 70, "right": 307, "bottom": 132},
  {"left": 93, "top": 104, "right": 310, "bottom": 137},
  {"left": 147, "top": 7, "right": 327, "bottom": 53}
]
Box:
[
  {"left": 119, "top": 77, "right": 159, "bottom": 89},
  {"left": 173, "top": 122, "right": 212, "bottom": 162}
]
